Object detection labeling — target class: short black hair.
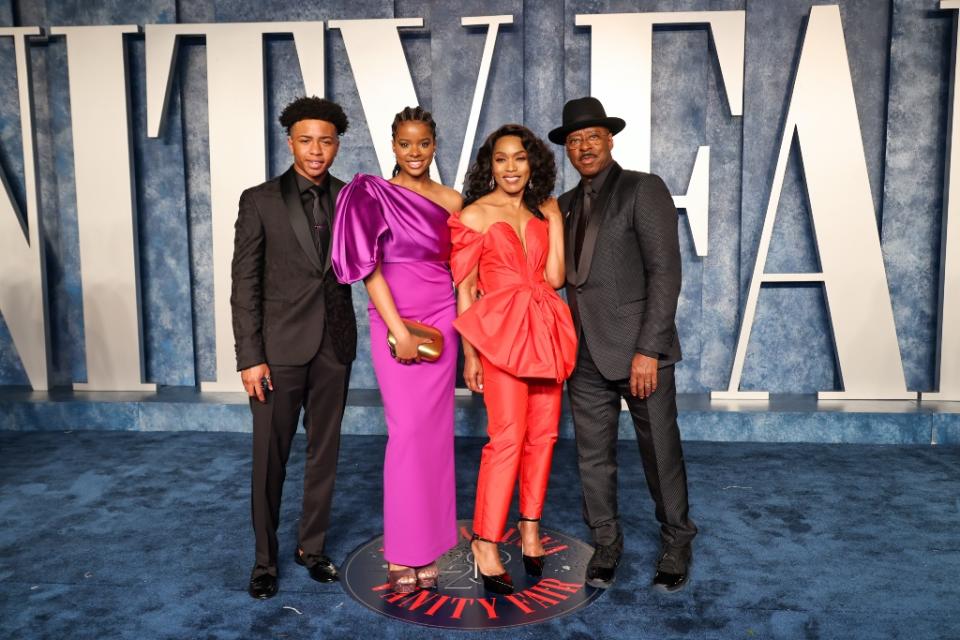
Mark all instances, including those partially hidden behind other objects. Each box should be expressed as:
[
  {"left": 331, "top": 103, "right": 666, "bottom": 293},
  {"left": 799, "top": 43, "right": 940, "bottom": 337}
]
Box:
[{"left": 279, "top": 96, "right": 349, "bottom": 135}]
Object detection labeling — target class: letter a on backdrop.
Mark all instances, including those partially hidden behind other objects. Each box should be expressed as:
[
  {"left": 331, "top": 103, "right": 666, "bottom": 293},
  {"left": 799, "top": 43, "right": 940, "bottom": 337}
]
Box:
[{"left": 714, "top": 5, "right": 914, "bottom": 401}]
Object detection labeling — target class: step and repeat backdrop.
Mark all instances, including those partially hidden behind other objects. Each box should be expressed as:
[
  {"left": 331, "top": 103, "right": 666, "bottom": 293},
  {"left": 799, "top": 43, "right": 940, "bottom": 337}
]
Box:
[{"left": 0, "top": 0, "right": 957, "bottom": 400}]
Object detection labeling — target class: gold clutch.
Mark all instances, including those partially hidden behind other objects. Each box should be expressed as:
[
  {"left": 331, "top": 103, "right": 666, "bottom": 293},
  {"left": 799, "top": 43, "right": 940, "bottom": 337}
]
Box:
[{"left": 387, "top": 319, "right": 444, "bottom": 362}]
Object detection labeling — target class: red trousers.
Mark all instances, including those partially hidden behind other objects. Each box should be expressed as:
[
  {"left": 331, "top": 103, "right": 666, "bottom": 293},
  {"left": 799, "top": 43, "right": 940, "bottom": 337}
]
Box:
[{"left": 473, "top": 355, "right": 563, "bottom": 541}]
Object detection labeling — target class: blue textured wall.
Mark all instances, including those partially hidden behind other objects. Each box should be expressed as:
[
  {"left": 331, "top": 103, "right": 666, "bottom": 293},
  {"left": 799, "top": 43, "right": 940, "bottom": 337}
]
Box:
[{"left": 0, "top": 0, "right": 953, "bottom": 394}]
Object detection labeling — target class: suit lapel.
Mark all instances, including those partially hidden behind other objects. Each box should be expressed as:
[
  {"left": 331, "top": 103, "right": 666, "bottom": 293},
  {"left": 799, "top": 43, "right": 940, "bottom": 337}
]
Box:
[
  {"left": 280, "top": 167, "right": 323, "bottom": 272},
  {"left": 576, "top": 162, "right": 622, "bottom": 286}
]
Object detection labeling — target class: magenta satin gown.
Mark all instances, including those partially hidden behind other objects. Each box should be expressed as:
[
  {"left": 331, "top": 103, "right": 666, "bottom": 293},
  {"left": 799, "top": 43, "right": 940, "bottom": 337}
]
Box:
[{"left": 331, "top": 173, "right": 458, "bottom": 567}]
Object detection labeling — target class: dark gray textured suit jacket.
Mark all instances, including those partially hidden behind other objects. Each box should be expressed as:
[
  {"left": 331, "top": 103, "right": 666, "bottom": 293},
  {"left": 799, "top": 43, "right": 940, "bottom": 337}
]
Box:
[
  {"left": 231, "top": 166, "right": 357, "bottom": 371},
  {"left": 558, "top": 162, "right": 682, "bottom": 380}
]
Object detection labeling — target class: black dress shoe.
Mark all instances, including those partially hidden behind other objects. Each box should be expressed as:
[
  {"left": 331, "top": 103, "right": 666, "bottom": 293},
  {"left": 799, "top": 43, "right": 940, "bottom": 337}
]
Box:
[
  {"left": 585, "top": 535, "right": 623, "bottom": 589},
  {"left": 297, "top": 552, "right": 339, "bottom": 583},
  {"left": 307, "top": 557, "right": 339, "bottom": 583},
  {"left": 248, "top": 574, "right": 278, "bottom": 600},
  {"left": 518, "top": 519, "right": 545, "bottom": 577},
  {"left": 652, "top": 544, "right": 691, "bottom": 593}
]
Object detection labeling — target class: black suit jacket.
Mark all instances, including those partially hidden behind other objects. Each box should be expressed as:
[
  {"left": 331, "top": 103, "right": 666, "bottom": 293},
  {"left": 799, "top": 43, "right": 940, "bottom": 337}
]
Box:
[
  {"left": 231, "top": 166, "right": 357, "bottom": 370},
  {"left": 559, "top": 162, "right": 682, "bottom": 380}
]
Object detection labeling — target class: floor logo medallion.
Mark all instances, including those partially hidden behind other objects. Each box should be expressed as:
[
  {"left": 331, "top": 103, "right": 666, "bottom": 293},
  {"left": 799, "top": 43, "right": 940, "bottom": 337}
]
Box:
[{"left": 342, "top": 520, "right": 604, "bottom": 629}]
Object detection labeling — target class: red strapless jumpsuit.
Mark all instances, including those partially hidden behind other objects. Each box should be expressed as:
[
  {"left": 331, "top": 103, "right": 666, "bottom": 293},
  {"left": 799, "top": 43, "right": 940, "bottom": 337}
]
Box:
[{"left": 449, "top": 212, "right": 578, "bottom": 541}]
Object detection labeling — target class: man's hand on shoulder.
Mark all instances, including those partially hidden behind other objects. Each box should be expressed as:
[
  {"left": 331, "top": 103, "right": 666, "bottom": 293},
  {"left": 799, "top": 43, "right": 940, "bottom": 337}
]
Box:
[
  {"left": 629, "top": 353, "right": 658, "bottom": 399},
  {"left": 241, "top": 363, "right": 273, "bottom": 403}
]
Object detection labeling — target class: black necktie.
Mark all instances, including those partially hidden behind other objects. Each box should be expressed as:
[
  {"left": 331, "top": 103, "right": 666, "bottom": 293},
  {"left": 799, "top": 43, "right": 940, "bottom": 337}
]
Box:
[
  {"left": 574, "top": 179, "right": 594, "bottom": 267},
  {"left": 309, "top": 185, "right": 329, "bottom": 263}
]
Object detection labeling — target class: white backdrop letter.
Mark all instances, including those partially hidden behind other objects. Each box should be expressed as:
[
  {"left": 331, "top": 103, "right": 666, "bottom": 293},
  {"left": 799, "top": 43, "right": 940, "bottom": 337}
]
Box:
[
  {"left": 576, "top": 10, "right": 745, "bottom": 256},
  {"left": 145, "top": 21, "right": 326, "bottom": 391},
  {"left": 924, "top": 1, "right": 960, "bottom": 401},
  {"left": 0, "top": 27, "right": 49, "bottom": 390},
  {"left": 713, "top": 6, "right": 913, "bottom": 401},
  {"left": 52, "top": 25, "right": 155, "bottom": 392}
]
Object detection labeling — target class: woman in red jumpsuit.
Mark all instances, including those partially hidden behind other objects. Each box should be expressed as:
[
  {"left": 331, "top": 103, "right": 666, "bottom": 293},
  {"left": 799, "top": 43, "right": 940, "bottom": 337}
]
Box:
[{"left": 449, "top": 124, "right": 577, "bottom": 594}]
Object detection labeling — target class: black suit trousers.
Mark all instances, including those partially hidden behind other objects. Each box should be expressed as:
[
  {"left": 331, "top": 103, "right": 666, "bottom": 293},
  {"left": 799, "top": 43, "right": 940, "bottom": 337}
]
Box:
[
  {"left": 567, "top": 338, "right": 697, "bottom": 549},
  {"left": 250, "top": 329, "right": 350, "bottom": 577}
]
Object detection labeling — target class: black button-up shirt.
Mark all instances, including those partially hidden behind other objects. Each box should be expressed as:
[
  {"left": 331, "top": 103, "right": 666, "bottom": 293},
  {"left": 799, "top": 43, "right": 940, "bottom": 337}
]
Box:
[{"left": 576, "top": 160, "right": 614, "bottom": 214}]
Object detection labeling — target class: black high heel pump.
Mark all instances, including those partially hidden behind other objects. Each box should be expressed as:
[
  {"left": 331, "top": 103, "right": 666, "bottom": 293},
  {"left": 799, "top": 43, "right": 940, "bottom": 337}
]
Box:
[
  {"left": 518, "top": 517, "right": 545, "bottom": 577},
  {"left": 471, "top": 534, "right": 514, "bottom": 594}
]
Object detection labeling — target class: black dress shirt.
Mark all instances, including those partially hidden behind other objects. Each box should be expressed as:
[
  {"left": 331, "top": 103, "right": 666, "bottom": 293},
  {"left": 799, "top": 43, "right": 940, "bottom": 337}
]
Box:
[
  {"left": 576, "top": 160, "right": 614, "bottom": 214},
  {"left": 573, "top": 160, "right": 614, "bottom": 264}
]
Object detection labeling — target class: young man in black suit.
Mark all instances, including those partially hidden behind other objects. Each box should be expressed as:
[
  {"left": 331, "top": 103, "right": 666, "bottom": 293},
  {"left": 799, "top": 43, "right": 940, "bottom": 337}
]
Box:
[
  {"left": 231, "top": 96, "right": 357, "bottom": 599},
  {"left": 550, "top": 97, "right": 697, "bottom": 593}
]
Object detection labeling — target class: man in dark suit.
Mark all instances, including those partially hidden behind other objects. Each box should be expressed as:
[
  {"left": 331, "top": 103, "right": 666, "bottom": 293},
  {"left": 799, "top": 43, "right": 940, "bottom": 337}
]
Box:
[
  {"left": 231, "top": 96, "right": 357, "bottom": 600},
  {"left": 550, "top": 97, "right": 697, "bottom": 592}
]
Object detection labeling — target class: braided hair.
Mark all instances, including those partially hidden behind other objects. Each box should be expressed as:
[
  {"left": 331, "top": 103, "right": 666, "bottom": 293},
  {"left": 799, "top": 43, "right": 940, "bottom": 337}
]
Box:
[{"left": 391, "top": 106, "right": 437, "bottom": 177}]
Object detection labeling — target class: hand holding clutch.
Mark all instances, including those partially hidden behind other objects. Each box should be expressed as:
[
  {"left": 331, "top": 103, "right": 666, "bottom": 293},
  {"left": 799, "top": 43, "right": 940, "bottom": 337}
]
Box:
[{"left": 387, "top": 319, "right": 443, "bottom": 362}]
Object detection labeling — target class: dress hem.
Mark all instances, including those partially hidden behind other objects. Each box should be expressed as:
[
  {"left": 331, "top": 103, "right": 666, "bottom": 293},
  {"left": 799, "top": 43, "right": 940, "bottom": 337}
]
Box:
[{"left": 383, "top": 532, "right": 460, "bottom": 567}]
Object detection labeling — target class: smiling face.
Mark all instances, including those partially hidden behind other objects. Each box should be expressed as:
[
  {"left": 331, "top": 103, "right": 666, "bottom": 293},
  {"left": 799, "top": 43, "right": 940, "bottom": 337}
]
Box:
[
  {"left": 565, "top": 126, "right": 614, "bottom": 178},
  {"left": 491, "top": 135, "right": 530, "bottom": 195},
  {"left": 392, "top": 120, "right": 436, "bottom": 178},
  {"left": 287, "top": 118, "right": 340, "bottom": 183}
]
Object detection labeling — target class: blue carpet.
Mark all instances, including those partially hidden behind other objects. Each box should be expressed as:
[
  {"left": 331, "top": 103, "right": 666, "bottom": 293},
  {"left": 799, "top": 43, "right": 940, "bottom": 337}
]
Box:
[{"left": 1, "top": 431, "right": 958, "bottom": 639}]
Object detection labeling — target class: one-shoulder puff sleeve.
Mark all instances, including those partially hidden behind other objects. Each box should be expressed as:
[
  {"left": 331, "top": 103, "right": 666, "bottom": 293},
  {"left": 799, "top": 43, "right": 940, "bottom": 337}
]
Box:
[
  {"left": 332, "top": 174, "right": 389, "bottom": 284},
  {"left": 448, "top": 213, "right": 483, "bottom": 286}
]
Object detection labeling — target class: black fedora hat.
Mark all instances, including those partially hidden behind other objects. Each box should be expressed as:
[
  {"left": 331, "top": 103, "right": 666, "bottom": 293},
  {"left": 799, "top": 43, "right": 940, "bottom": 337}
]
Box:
[{"left": 548, "top": 96, "right": 626, "bottom": 145}]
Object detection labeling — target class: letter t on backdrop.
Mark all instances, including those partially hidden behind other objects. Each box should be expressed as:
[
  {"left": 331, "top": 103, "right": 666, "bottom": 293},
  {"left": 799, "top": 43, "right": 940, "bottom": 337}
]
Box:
[
  {"left": 145, "top": 21, "right": 326, "bottom": 392},
  {"left": 51, "top": 25, "right": 156, "bottom": 392}
]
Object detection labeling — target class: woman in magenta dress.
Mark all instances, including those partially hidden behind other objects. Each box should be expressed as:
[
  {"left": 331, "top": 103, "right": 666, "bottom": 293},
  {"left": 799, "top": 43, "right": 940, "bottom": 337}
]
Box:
[{"left": 331, "top": 107, "right": 462, "bottom": 593}]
